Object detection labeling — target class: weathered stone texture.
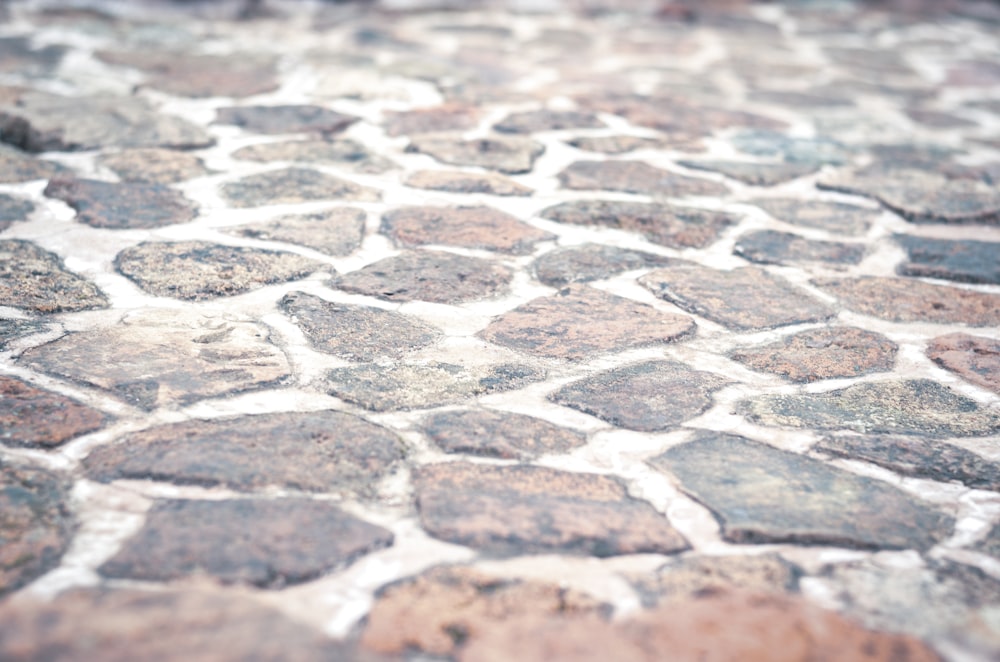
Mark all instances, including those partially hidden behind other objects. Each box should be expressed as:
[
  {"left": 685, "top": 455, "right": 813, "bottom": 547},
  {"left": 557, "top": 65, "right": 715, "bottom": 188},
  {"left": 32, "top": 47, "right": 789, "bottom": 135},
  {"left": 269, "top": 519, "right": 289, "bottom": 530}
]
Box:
[
  {"left": 226, "top": 208, "right": 366, "bottom": 256},
  {"left": 0, "top": 144, "right": 65, "bottom": 183},
  {"left": 0, "top": 240, "right": 108, "bottom": 313},
  {"left": 214, "top": 105, "right": 357, "bottom": 134},
  {"left": 382, "top": 206, "right": 553, "bottom": 254},
  {"left": 629, "top": 554, "right": 801, "bottom": 607},
  {"left": 494, "top": 110, "right": 604, "bottom": 133},
  {"left": 734, "top": 230, "right": 865, "bottom": 267},
  {"left": 679, "top": 159, "right": 818, "bottom": 186},
  {"left": 98, "top": 51, "right": 280, "bottom": 98},
  {"left": 0, "top": 193, "right": 34, "bottom": 230},
  {"left": 220, "top": 167, "right": 379, "bottom": 207},
  {"left": 404, "top": 169, "right": 533, "bottom": 196},
  {"left": 895, "top": 235, "right": 1000, "bottom": 285},
  {"left": 559, "top": 160, "right": 729, "bottom": 197},
  {"left": 422, "top": 409, "right": 585, "bottom": 460},
  {"left": 752, "top": 198, "right": 877, "bottom": 235},
  {"left": 407, "top": 135, "right": 544, "bottom": 174},
  {"left": 98, "top": 148, "right": 211, "bottom": 184},
  {"left": 926, "top": 333, "right": 1000, "bottom": 394},
  {"left": 0, "top": 375, "right": 108, "bottom": 448},
  {"left": 44, "top": 176, "right": 197, "bottom": 229},
  {"left": 232, "top": 138, "right": 396, "bottom": 173}
]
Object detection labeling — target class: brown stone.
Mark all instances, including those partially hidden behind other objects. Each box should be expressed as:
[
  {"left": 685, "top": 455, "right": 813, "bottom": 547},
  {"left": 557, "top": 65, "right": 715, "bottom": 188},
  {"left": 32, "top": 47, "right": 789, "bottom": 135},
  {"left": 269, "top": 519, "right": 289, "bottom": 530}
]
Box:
[
  {"left": 226, "top": 208, "right": 366, "bottom": 256},
  {"left": 813, "top": 276, "right": 1000, "bottom": 326},
  {"left": 215, "top": 105, "right": 358, "bottom": 135},
  {"left": 404, "top": 170, "right": 533, "bottom": 196},
  {"left": 0, "top": 193, "right": 34, "bottom": 231},
  {"left": 414, "top": 462, "right": 688, "bottom": 556},
  {"left": 220, "top": 167, "right": 379, "bottom": 207},
  {"left": 558, "top": 160, "right": 729, "bottom": 197},
  {"left": 751, "top": 198, "right": 877, "bottom": 235},
  {"left": 629, "top": 554, "right": 801, "bottom": 607},
  {"left": 532, "top": 244, "right": 673, "bottom": 286},
  {"left": 479, "top": 285, "right": 694, "bottom": 360},
  {"left": 421, "top": 409, "right": 586, "bottom": 460},
  {"left": 0, "top": 375, "right": 109, "bottom": 449},
  {"left": 44, "top": 176, "right": 197, "bottom": 229},
  {"left": 383, "top": 105, "right": 479, "bottom": 136},
  {"left": 895, "top": 235, "right": 1000, "bottom": 285},
  {"left": 734, "top": 230, "right": 866, "bottom": 267},
  {"left": 926, "top": 333, "right": 1000, "bottom": 394},
  {"left": 641, "top": 264, "right": 834, "bottom": 330},
  {"left": 231, "top": 138, "right": 396, "bottom": 174},
  {"left": 98, "top": 148, "right": 211, "bottom": 184},
  {"left": 0, "top": 239, "right": 108, "bottom": 313},
  {"left": 679, "top": 160, "right": 819, "bottom": 186},
  {"left": 729, "top": 327, "right": 898, "bottom": 382},
  {"left": 97, "top": 51, "right": 279, "bottom": 98},
  {"left": 494, "top": 110, "right": 605, "bottom": 133},
  {"left": 566, "top": 134, "right": 701, "bottom": 154},
  {"left": 0, "top": 143, "right": 65, "bottom": 183},
  {"left": 0, "top": 319, "right": 50, "bottom": 350},
  {"left": 332, "top": 250, "right": 512, "bottom": 304},
  {"left": 382, "top": 206, "right": 553, "bottom": 254},
  {"left": 115, "top": 241, "right": 322, "bottom": 300},
  {"left": 407, "top": 135, "right": 544, "bottom": 174}
]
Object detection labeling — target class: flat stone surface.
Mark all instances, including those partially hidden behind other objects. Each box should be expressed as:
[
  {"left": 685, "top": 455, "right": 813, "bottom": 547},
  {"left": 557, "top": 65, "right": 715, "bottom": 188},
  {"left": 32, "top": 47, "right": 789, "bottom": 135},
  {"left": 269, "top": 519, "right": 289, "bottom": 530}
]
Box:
[
  {"left": 44, "top": 176, "right": 197, "bottom": 229},
  {"left": 383, "top": 105, "right": 480, "bottom": 136},
  {"left": 98, "top": 148, "right": 211, "bottom": 184},
  {"left": 926, "top": 332, "right": 1000, "bottom": 395},
  {"left": 652, "top": 431, "right": 953, "bottom": 550},
  {"left": 551, "top": 360, "right": 730, "bottom": 432},
  {"left": 115, "top": 241, "right": 321, "bottom": 300},
  {"left": 558, "top": 160, "right": 729, "bottom": 197},
  {"left": 566, "top": 135, "right": 696, "bottom": 154},
  {"left": 404, "top": 169, "right": 533, "bottom": 196},
  {"left": 20, "top": 309, "right": 291, "bottom": 410},
  {"left": 976, "top": 523, "right": 1000, "bottom": 558},
  {"left": 360, "top": 565, "right": 608, "bottom": 657},
  {"left": 220, "top": 167, "right": 379, "bottom": 207},
  {"left": 381, "top": 205, "right": 553, "bottom": 254},
  {"left": 734, "top": 230, "right": 866, "bottom": 267},
  {"left": 0, "top": 36, "right": 65, "bottom": 75},
  {"left": 0, "top": 193, "right": 34, "bottom": 231},
  {"left": 225, "top": 208, "right": 366, "bottom": 256},
  {"left": 814, "top": 276, "right": 1000, "bottom": 326},
  {"left": 406, "top": 135, "right": 544, "bottom": 174},
  {"left": 0, "top": 144, "right": 65, "bottom": 183},
  {"left": 326, "top": 361, "right": 544, "bottom": 412},
  {"left": 532, "top": 244, "right": 673, "bottom": 286},
  {"left": 0, "top": 375, "right": 108, "bottom": 449},
  {"left": 895, "top": 235, "right": 1000, "bottom": 285},
  {"left": 751, "top": 198, "right": 877, "bottom": 235},
  {"left": 640, "top": 264, "right": 834, "bottom": 331},
  {"left": 421, "top": 409, "right": 586, "bottom": 460},
  {"left": 84, "top": 410, "right": 404, "bottom": 496},
  {"left": 97, "top": 51, "right": 279, "bottom": 98},
  {"left": 332, "top": 250, "right": 512, "bottom": 304},
  {"left": 740, "top": 378, "right": 1000, "bottom": 437},
  {"left": 678, "top": 160, "right": 819, "bottom": 186},
  {"left": 538, "top": 200, "right": 738, "bottom": 249},
  {"left": 214, "top": 105, "right": 357, "bottom": 134},
  {"left": 815, "top": 434, "right": 1000, "bottom": 491},
  {"left": 231, "top": 138, "right": 396, "bottom": 174},
  {"left": 0, "top": 239, "right": 108, "bottom": 313},
  {"left": 0, "top": 319, "right": 49, "bottom": 350},
  {"left": 494, "top": 110, "right": 605, "bottom": 133},
  {"left": 729, "top": 327, "right": 898, "bottom": 382},
  {"left": 0, "top": 462, "right": 73, "bottom": 596},
  {"left": 280, "top": 291, "right": 440, "bottom": 361},
  {"left": 479, "top": 285, "right": 694, "bottom": 360},
  {"left": 414, "top": 462, "right": 688, "bottom": 556}
]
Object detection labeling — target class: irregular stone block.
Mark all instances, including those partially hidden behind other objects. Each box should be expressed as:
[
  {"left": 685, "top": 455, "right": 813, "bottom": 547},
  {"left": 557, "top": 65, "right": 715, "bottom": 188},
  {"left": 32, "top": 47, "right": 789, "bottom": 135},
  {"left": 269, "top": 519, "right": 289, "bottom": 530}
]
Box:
[
  {"left": 0, "top": 240, "right": 108, "bottom": 313},
  {"left": 44, "top": 176, "right": 197, "bottom": 229},
  {"left": 421, "top": 409, "right": 586, "bottom": 460},
  {"left": 98, "top": 51, "right": 279, "bottom": 98},
  {"left": 734, "top": 230, "right": 865, "bottom": 267},
  {"left": 98, "top": 148, "right": 211, "bottom": 184},
  {"left": 0, "top": 144, "right": 65, "bottom": 183},
  {"left": 404, "top": 170, "right": 533, "bottom": 196},
  {"left": 566, "top": 135, "right": 696, "bottom": 154},
  {"left": 558, "top": 160, "right": 729, "bottom": 197},
  {"left": 0, "top": 36, "right": 65, "bottom": 76},
  {"left": 0, "top": 192, "right": 34, "bottom": 231},
  {"left": 494, "top": 110, "right": 604, "bottom": 133},
  {"left": 215, "top": 105, "right": 358, "bottom": 134},
  {"left": 0, "top": 375, "right": 109, "bottom": 449},
  {"left": 381, "top": 205, "right": 553, "bottom": 254},
  {"left": 231, "top": 138, "right": 396, "bottom": 174},
  {"left": 407, "top": 135, "right": 544, "bottom": 174},
  {"left": 926, "top": 333, "right": 1000, "bottom": 395},
  {"left": 679, "top": 160, "right": 819, "bottom": 186},
  {"left": 751, "top": 198, "right": 876, "bottom": 235},
  {"left": 895, "top": 235, "right": 1000, "bottom": 285},
  {"left": 383, "top": 105, "right": 480, "bottom": 136},
  {"left": 532, "top": 244, "right": 673, "bottom": 287},
  {"left": 226, "top": 208, "right": 366, "bottom": 256},
  {"left": 220, "top": 167, "right": 379, "bottom": 207}
]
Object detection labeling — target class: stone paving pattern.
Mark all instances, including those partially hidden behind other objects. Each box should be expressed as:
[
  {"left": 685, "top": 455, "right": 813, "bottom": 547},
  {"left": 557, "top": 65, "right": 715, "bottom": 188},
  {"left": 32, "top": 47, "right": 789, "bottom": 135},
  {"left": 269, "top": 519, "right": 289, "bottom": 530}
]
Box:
[{"left": 1, "top": 0, "right": 999, "bottom": 660}]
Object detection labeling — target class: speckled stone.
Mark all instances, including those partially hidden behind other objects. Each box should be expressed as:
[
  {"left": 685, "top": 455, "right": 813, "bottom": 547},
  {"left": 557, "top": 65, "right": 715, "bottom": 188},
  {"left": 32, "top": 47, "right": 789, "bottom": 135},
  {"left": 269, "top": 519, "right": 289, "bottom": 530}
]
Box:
[
  {"left": 231, "top": 138, "right": 397, "bottom": 174},
  {"left": 628, "top": 554, "right": 801, "bottom": 607},
  {"left": 0, "top": 375, "right": 108, "bottom": 449},
  {"left": 678, "top": 160, "right": 819, "bottom": 186},
  {"left": 751, "top": 198, "right": 877, "bottom": 235},
  {"left": 214, "top": 105, "right": 357, "bottom": 134},
  {"left": 404, "top": 170, "right": 533, "bottom": 196},
  {"left": 741, "top": 378, "right": 1000, "bottom": 437},
  {"left": 558, "top": 160, "right": 729, "bottom": 197},
  {"left": 383, "top": 105, "right": 480, "bottom": 136},
  {"left": 0, "top": 144, "right": 65, "bottom": 183},
  {"left": 895, "top": 235, "right": 1000, "bottom": 285},
  {"left": 0, "top": 240, "right": 108, "bottom": 313},
  {"left": 97, "top": 51, "right": 279, "bottom": 98},
  {"left": 975, "top": 523, "right": 1000, "bottom": 558},
  {"left": 44, "top": 176, "right": 197, "bottom": 229},
  {"left": 494, "top": 110, "right": 605, "bottom": 133},
  {"left": 926, "top": 332, "right": 1000, "bottom": 395},
  {"left": 551, "top": 360, "right": 730, "bottom": 432},
  {"left": 532, "top": 244, "right": 673, "bottom": 286},
  {"left": 566, "top": 135, "right": 691, "bottom": 154},
  {"left": 0, "top": 319, "right": 50, "bottom": 350},
  {"left": 115, "top": 241, "right": 322, "bottom": 300},
  {"left": 406, "top": 135, "right": 544, "bottom": 174},
  {"left": 414, "top": 462, "right": 688, "bottom": 556},
  {"left": 220, "top": 167, "right": 379, "bottom": 207},
  {"left": 734, "top": 230, "right": 866, "bottom": 267},
  {"left": 98, "top": 148, "right": 211, "bottom": 184},
  {"left": 0, "top": 193, "right": 34, "bottom": 231},
  {"left": 652, "top": 431, "right": 953, "bottom": 550},
  {"left": 421, "top": 409, "right": 586, "bottom": 460},
  {"left": 226, "top": 208, "right": 366, "bottom": 256},
  {"left": 381, "top": 206, "right": 553, "bottom": 254}
]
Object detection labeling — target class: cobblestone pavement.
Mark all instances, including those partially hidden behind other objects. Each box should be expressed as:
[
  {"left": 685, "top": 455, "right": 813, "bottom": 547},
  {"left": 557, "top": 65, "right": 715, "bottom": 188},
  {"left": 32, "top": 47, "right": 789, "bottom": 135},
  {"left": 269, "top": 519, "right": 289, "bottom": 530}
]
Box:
[{"left": 1, "top": 0, "right": 1000, "bottom": 659}]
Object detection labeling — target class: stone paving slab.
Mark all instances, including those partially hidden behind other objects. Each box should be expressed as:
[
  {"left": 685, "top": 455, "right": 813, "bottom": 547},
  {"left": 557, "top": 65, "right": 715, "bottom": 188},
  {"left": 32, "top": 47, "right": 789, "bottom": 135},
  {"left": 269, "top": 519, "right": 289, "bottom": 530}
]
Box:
[{"left": 1, "top": 1, "right": 999, "bottom": 660}]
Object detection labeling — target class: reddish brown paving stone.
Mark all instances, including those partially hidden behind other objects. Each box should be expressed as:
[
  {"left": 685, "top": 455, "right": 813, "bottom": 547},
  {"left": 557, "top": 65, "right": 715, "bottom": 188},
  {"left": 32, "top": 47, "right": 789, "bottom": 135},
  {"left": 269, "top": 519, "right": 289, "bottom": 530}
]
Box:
[
  {"left": 641, "top": 264, "right": 834, "bottom": 331},
  {"left": 551, "top": 360, "right": 730, "bottom": 432},
  {"left": 751, "top": 198, "right": 877, "bottom": 236},
  {"left": 359, "top": 565, "right": 608, "bottom": 658},
  {"left": 414, "top": 462, "right": 688, "bottom": 556},
  {"left": 280, "top": 291, "right": 440, "bottom": 361},
  {"left": 0, "top": 462, "right": 73, "bottom": 597},
  {"left": 813, "top": 276, "right": 1000, "bottom": 326},
  {"left": 558, "top": 160, "right": 729, "bottom": 197},
  {"left": 83, "top": 410, "right": 405, "bottom": 496},
  {"left": 421, "top": 409, "right": 586, "bottom": 460},
  {"left": 538, "top": 200, "right": 738, "bottom": 249},
  {"left": 729, "top": 327, "right": 898, "bottom": 383},
  {"left": 99, "top": 498, "right": 393, "bottom": 587},
  {"left": 734, "top": 230, "right": 865, "bottom": 267},
  {"left": 215, "top": 105, "right": 358, "bottom": 135},
  {"left": 0, "top": 375, "right": 109, "bottom": 449},
  {"left": 44, "top": 176, "right": 197, "bottom": 229},
  {"left": 407, "top": 135, "right": 544, "bottom": 174},
  {"left": 532, "top": 244, "right": 673, "bottom": 287},
  {"left": 0, "top": 193, "right": 34, "bottom": 231},
  {"left": 383, "top": 105, "right": 480, "bottom": 136},
  {"left": 98, "top": 148, "right": 211, "bottom": 184},
  {"left": 220, "top": 167, "right": 379, "bottom": 207},
  {"left": 97, "top": 51, "right": 279, "bottom": 98},
  {"left": 678, "top": 160, "right": 819, "bottom": 186},
  {"left": 0, "top": 144, "right": 66, "bottom": 183},
  {"left": 894, "top": 235, "right": 1000, "bottom": 285},
  {"left": 404, "top": 170, "right": 533, "bottom": 196},
  {"left": 231, "top": 138, "right": 397, "bottom": 174},
  {"left": 479, "top": 285, "right": 695, "bottom": 360},
  {"left": 115, "top": 241, "right": 322, "bottom": 301},
  {"left": 494, "top": 110, "right": 605, "bottom": 134},
  {"left": 226, "top": 208, "right": 366, "bottom": 256},
  {"left": 926, "top": 333, "right": 1000, "bottom": 395},
  {"left": 0, "top": 240, "right": 109, "bottom": 313},
  {"left": 381, "top": 206, "right": 553, "bottom": 255},
  {"left": 332, "top": 250, "right": 512, "bottom": 304}
]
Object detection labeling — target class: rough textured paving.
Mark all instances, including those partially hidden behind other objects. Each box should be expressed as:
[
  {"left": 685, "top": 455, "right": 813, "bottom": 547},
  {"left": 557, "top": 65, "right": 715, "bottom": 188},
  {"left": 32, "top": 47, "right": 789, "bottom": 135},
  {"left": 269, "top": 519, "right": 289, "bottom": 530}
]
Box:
[{"left": 2, "top": 1, "right": 1000, "bottom": 660}]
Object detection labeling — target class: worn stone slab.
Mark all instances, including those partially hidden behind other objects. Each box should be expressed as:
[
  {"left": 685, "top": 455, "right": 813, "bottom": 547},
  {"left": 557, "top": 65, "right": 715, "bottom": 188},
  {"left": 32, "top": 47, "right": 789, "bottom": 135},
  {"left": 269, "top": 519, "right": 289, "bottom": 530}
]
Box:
[
  {"left": 679, "top": 160, "right": 819, "bottom": 186},
  {"left": 0, "top": 193, "right": 33, "bottom": 231},
  {"left": 326, "top": 361, "right": 544, "bottom": 412},
  {"left": 360, "top": 565, "right": 607, "bottom": 658},
  {"left": 906, "top": 109, "right": 978, "bottom": 129},
  {"left": 0, "top": 319, "right": 50, "bottom": 350},
  {"left": 44, "top": 176, "right": 197, "bottom": 229},
  {"left": 84, "top": 410, "right": 405, "bottom": 496},
  {"left": 414, "top": 462, "right": 688, "bottom": 556},
  {"left": 741, "top": 379, "right": 1000, "bottom": 437},
  {"left": 0, "top": 240, "right": 108, "bottom": 313},
  {"left": 226, "top": 208, "right": 365, "bottom": 256},
  {"left": 479, "top": 285, "right": 694, "bottom": 360},
  {"left": 751, "top": 198, "right": 877, "bottom": 235},
  {"left": 98, "top": 51, "right": 279, "bottom": 98},
  {"left": 220, "top": 167, "right": 379, "bottom": 207},
  {"left": 383, "top": 105, "right": 480, "bottom": 136},
  {"left": 734, "top": 230, "right": 865, "bottom": 267},
  {"left": 332, "top": 250, "right": 512, "bottom": 304},
  {"left": 494, "top": 110, "right": 605, "bottom": 133},
  {"left": 566, "top": 135, "right": 697, "bottom": 154},
  {"left": 116, "top": 241, "right": 321, "bottom": 300},
  {"left": 729, "top": 130, "right": 853, "bottom": 165},
  {"left": 231, "top": 138, "right": 396, "bottom": 174},
  {"left": 0, "top": 375, "right": 108, "bottom": 449},
  {"left": 551, "top": 360, "right": 729, "bottom": 432},
  {"left": 0, "top": 144, "right": 65, "bottom": 183},
  {"left": 382, "top": 206, "right": 553, "bottom": 254},
  {"left": 98, "top": 148, "right": 211, "bottom": 184},
  {"left": 927, "top": 333, "right": 1000, "bottom": 395},
  {"left": 538, "top": 200, "right": 738, "bottom": 249},
  {"left": 640, "top": 264, "right": 834, "bottom": 331},
  {"left": 1, "top": 462, "right": 73, "bottom": 596},
  {"left": 421, "top": 409, "right": 586, "bottom": 460},
  {"left": 729, "top": 327, "right": 897, "bottom": 382},
  {"left": 404, "top": 170, "right": 533, "bottom": 196},
  {"left": 652, "top": 432, "right": 953, "bottom": 550},
  {"left": 895, "top": 235, "right": 1000, "bottom": 285},
  {"left": 814, "top": 276, "right": 1000, "bottom": 326},
  {"left": 20, "top": 309, "right": 291, "bottom": 410},
  {"left": 280, "top": 291, "right": 440, "bottom": 361},
  {"left": 215, "top": 105, "right": 358, "bottom": 135},
  {"left": 532, "top": 244, "right": 673, "bottom": 286},
  {"left": 406, "top": 135, "right": 544, "bottom": 174},
  {"left": 558, "top": 160, "right": 729, "bottom": 197}
]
